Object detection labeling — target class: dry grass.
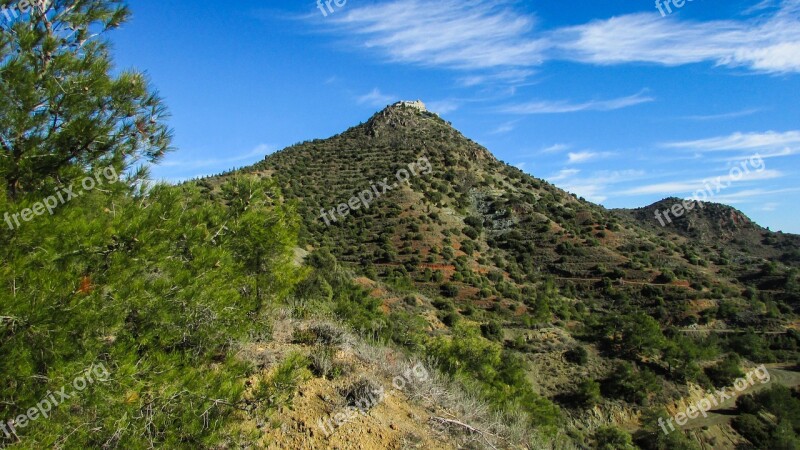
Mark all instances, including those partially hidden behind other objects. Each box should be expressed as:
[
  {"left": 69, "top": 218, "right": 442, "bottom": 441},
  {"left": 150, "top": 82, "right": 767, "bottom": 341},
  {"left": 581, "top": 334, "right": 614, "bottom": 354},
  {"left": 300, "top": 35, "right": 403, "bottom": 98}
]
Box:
[
  {"left": 241, "top": 307, "right": 575, "bottom": 449},
  {"left": 339, "top": 318, "right": 575, "bottom": 449}
]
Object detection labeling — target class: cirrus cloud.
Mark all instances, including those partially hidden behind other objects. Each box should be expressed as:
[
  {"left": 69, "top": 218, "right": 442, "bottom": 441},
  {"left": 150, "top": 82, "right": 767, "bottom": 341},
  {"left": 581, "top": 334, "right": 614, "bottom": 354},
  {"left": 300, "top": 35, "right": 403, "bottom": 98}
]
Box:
[
  {"left": 499, "top": 90, "right": 654, "bottom": 114},
  {"left": 322, "top": 0, "right": 800, "bottom": 76},
  {"left": 329, "top": 0, "right": 547, "bottom": 70},
  {"left": 663, "top": 130, "right": 800, "bottom": 152}
]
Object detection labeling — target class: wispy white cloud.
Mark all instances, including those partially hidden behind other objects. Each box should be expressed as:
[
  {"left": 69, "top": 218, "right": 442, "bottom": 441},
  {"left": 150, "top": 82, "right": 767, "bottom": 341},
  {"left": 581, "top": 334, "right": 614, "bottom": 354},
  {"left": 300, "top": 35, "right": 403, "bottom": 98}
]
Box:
[
  {"left": 663, "top": 130, "right": 800, "bottom": 151},
  {"left": 427, "top": 99, "right": 460, "bottom": 114},
  {"left": 567, "top": 151, "right": 616, "bottom": 164},
  {"left": 681, "top": 108, "right": 762, "bottom": 121},
  {"left": 331, "top": 0, "right": 546, "bottom": 71},
  {"left": 553, "top": 1, "right": 800, "bottom": 74},
  {"left": 540, "top": 143, "right": 571, "bottom": 154},
  {"left": 548, "top": 168, "right": 580, "bottom": 181},
  {"left": 592, "top": 169, "right": 649, "bottom": 182},
  {"left": 357, "top": 88, "right": 397, "bottom": 107},
  {"left": 457, "top": 69, "right": 536, "bottom": 87},
  {"left": 489, "top": 120, "right": 518, "bottom": 135},
  {"left": 547, "top": 168, "right": 647, "bottom": 203},
  {"left": 743, "top": 0, "right": 779, "bottom": 16},
  {"left": 713, "top": 187, "right": 800, "bottom": 204},
  {"left": 548, "top": 167, "right": 646, "bottom": 183},
  {"left": 322, "top": 0, "right": 800, "bottom": 77},
  {"left": 500, "top": 90, "right": 654, "bottom": 115},
  {"left": 715, "top": 147, "right": 795, "bottom": 161},
  {"left": 619, "top": 169, "right": 784, "bottom": 195},
  {"left": 567, "top": 152, "right": 597, "bottom": 164},
  {"left": 759, "top": 201, "right": 780, "bottom": 211},
  {"left": 561, "top": 183, "right": 608, "bottom": 203}
]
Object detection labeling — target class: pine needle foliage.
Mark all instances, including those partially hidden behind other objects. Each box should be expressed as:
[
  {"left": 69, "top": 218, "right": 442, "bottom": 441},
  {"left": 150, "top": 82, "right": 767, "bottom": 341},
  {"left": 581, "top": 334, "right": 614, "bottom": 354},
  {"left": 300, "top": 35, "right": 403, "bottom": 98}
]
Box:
[{"left": 0, "top": 177, "right": 303, "bottom": 447}]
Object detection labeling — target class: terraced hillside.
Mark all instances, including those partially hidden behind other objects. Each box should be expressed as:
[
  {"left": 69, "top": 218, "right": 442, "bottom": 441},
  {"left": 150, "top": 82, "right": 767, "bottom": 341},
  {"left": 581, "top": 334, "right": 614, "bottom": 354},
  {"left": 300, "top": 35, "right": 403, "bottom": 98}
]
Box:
[
  {"left": 229, "top": 103, "right": 797, "bottom": 329},
  {"left": 205, "top": 102, "right": 800, "bottom": 448}
]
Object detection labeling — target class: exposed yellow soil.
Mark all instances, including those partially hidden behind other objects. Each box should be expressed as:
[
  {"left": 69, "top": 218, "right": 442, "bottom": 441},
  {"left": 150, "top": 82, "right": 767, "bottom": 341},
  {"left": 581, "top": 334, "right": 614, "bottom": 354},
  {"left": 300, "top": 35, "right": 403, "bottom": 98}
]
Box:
[
  {"left": 263, "top": 376, "right": 453, "bottom": 450},
  {"left": 232, "top": 316, "right": 461, "bottom": 449}
]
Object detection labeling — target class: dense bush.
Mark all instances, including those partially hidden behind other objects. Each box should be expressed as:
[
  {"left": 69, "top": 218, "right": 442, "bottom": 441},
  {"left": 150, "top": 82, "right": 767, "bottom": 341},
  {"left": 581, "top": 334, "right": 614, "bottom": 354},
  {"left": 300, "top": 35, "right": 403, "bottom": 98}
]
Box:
[
  {"left": 594, "top": 426, "right": 635, "bottom": 450},
  {"left": 594, "top": 312, "right": 666, "bottom": 360},
  {"left": 480, "top": 321, "right": 504, "bottom": 341},
  {"left": 637, "top": 408, "right": 701, "bottom": 450},
  {"left": 602, "top": 362, "right": 662, "bottom": 405},
  {"left": 565, "top": 346, "right": 589, "bottom": 365},
  {"left": 732, "top": 385, "right": 800, "bottom": 448},
  {"left": 440, "top": 283, "right": 460, "bottom": 298},
  {"left": 0, "top": 178, "right": 303, "bottom": 446},
  {"left": 574, "top": 379, "right": 602, "bottom": 407},
  {"left": 704, "top": 354, "right": 743, "bottom": 387},
  {"left": 429, "top": 324, "right": 561, "bottom": 430}
]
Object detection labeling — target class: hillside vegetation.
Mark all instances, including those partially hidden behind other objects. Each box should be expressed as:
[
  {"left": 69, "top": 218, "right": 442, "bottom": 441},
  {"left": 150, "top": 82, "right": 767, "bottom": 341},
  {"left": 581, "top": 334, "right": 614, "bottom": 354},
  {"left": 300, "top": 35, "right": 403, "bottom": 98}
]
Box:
[
  {"left": 2, "top": 1, "right": 800, "bottom": 449},
  {"left": 225, "top": 102, "right": 800, "bottom": 448}
]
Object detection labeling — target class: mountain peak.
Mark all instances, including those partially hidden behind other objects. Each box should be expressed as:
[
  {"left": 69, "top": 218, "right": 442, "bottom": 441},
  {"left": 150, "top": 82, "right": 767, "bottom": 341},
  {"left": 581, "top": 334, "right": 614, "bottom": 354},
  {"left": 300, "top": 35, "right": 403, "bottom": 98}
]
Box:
[
  {"left": 390, "top": 100, "right": 427, "bottom": 112},
  {"left": 359, "top": 99, "right": 447, "bottom": 138},
  {"left": 614, "top": 197, "right": 761, "bottom": 240}
]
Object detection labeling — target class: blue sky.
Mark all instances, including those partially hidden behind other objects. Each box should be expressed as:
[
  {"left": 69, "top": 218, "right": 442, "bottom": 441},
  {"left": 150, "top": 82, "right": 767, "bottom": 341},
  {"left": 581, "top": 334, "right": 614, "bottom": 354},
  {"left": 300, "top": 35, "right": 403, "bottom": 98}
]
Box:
[{"left": 109, "top": 0, "right": 800, "bottom": 232}]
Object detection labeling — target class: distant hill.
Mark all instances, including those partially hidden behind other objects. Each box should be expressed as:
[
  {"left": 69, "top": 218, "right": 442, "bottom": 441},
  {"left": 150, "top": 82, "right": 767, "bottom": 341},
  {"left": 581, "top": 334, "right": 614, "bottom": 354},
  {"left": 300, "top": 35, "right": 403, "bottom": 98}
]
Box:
[
  {"left": 199, "top": 101, "right": 800, "bottom": 448},
  {"left": 227, "top": 102, "right": 797, "bottom": 317},
  {"left": 615, "top": 198, "right": 800, "bottom": 291},
  {"left": 615, "top": 197, "right": 759, "bottom": 238}
]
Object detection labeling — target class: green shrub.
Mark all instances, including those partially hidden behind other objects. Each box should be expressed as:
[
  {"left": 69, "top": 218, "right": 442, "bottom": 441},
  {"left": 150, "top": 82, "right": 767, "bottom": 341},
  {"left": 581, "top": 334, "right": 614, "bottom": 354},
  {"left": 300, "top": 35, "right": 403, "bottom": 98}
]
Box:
[
  {"left": 257, "top": 352, "right": 311, "bottom": 409},
  {"left": 732, "top": 414, "right": 770, "bottom": 448},
  {"left": 440, "top": 283, "right": 459, "bottom": 298},
  {"left": 441, "top": 312, "right": 460, "bottom": 327},
  {"left": 575, "top": 379, "right": 602, "bottom": 407},
  {"left": 463, "top": 226, "right": 480, "bottom": 240},
  {"left": 429, "top": 324, "right": 561, "bottom": 430},
  {"left": 704, "top": 354, "right": 743, "bottom": 388},
  {"left": 464, "top": 216, "right": 484, "bottom": 230},
  {"left": 732, "top": 384, "right": 800, "bottom": 449},
  {"left": 309, "top": 346, "right": 345, "bottom": 379},
  {"left": 0, "top": 177, "right": 302, "bottom": 447},
  {"left": 603, "top": 362, "right": 662, "bottom": 405},
  {"left": 480, "top": 321, "right": 504, "bottom": 341},
  {"left": 594, "top": 426, "right": 635, "bottom": 450},
  {"left": 565, "top": 346, "right": 589, "bottom": 365}
]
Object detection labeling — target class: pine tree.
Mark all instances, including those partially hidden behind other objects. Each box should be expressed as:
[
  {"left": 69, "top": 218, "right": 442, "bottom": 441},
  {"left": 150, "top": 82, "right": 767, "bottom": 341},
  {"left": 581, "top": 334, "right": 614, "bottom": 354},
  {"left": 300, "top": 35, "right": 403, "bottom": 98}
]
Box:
[{"left": 0, "top": 0, "right": 172, "bottom": 196}]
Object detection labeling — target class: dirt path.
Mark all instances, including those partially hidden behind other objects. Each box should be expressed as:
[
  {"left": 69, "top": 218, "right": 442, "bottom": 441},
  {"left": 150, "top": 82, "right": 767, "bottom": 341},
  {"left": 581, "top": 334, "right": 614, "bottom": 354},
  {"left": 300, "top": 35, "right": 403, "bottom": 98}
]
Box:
[
  {"left": 678, "top": 329, "right": 787, "bottom": 335},
  {"left": 553, "top": 277, "right": 693, "bottom": 289},
  {"left": 682, "top": 365, "right": 800, "bottom": 431}
]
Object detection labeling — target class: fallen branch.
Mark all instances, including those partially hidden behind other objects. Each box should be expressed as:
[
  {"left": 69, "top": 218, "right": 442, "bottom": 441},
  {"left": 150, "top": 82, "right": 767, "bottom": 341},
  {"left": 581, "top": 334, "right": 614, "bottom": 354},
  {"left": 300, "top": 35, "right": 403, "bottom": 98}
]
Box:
[{"left": 429, "top": 416, "right": 498, "bottom": 450}]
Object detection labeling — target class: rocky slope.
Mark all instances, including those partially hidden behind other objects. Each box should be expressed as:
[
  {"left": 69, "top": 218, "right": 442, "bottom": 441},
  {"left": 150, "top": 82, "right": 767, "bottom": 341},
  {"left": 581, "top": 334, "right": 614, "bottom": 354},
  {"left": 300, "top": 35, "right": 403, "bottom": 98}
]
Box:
[{"left": 204, "top": 101, "right": 800, "bottom": 448}]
